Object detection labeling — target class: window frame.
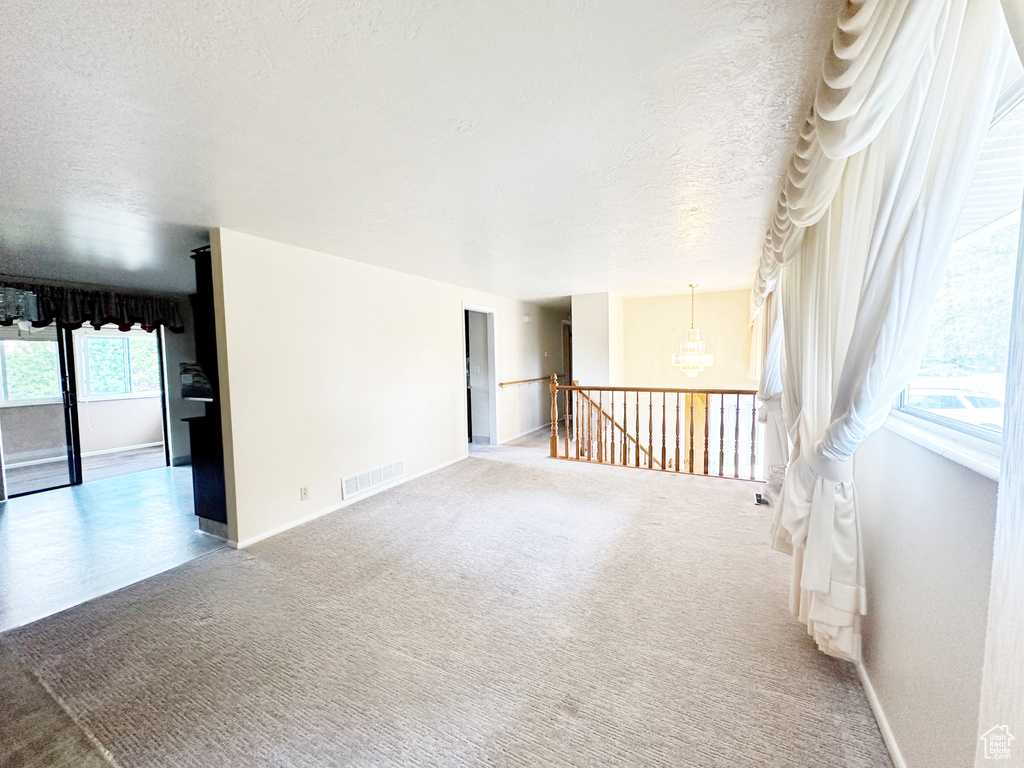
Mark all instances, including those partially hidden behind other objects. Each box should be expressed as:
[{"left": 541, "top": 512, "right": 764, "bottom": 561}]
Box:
[
  {"left": 0, "top": 335, "right": 64, "bottom": 408},
  {"left": 76, "top": 328, "right": 162, "bottom": 403},
  {"left": 894, "top": 390, "right": 1004, "bottom": 446},
  {"left": 893, "top": 75, "right": 1024, "bottom": 453}
]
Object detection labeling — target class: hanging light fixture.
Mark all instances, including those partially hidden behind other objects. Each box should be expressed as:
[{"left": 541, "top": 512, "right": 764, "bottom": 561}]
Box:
[{"left": 671, "top": 284, "right": 714, "bottom": 377}]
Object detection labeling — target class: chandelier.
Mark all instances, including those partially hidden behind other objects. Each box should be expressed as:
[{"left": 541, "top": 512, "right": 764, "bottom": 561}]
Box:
[{"left": 671, "top": 284, "right": 714, "bottom": 377}]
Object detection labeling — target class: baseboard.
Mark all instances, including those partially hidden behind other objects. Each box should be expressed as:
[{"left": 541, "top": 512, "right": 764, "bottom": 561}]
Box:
[
  {"left": 4, "top": 441, "right": 164, "bottom": 469},
  {"left": 82, "top": 442, "right": 163, "bottom": 458},
  {"left": 500, "top": 422, "right": 551, "bottom": 444},
  {"left": 857, "top": 661, "right": 908, "bottom": 768},
  {"left": 229, "top": 454, "right": 468, "bottom": 550}
]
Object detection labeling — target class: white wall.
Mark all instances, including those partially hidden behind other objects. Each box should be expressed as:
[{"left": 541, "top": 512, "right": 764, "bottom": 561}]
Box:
[
  {"left": 622, "top": 289, "right": 755, "bottom": 390},
  {"left": 571, "top": 292, "right": 623, "bottom": 386},
  {"left": 77, "top": 397, "right": 163, "bottom": 453},
  {"left": 856, "top": 427, "right": 998, "bottom": 768},
  {"left": 609, "top": 292, "right": 624, "bottom": 386},
  {"left": 211, "top": 228, "right": 565, "bottom": 547}
]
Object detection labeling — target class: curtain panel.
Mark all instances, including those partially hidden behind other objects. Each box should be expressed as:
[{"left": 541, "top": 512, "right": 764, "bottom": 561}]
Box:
[
  {"left": 752, "top": 0, "right": 956, "bottom": 319},
  {"left": 758, "top": 0, "right": 1010, "bottom": 660},
  {"left": 755, "top": 292, "right": 788, "bottom": 501},
  {"left": 0, "top": 281, "right": 184, "bottom": 333}
]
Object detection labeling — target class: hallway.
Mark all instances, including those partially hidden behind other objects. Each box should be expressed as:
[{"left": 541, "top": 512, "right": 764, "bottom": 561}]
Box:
[
  {"left": 0, "top": 466, "right": 224, "bottom": 632},
  {"left": 1, "top": 430, "right": 888, "bottom": 767}
]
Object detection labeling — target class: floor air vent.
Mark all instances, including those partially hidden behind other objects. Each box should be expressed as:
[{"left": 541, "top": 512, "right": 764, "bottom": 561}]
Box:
[{"left": 342, "top": 460, "right": 404, "bottom": 500}]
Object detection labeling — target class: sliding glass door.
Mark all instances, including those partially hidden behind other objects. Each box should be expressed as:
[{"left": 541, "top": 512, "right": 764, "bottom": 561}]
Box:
[
  {"left": 72, "top": 327, "right": 167, "bottom": 483},
  {"left": 0, "top": 325, "right": 80, "bottom": 496}
]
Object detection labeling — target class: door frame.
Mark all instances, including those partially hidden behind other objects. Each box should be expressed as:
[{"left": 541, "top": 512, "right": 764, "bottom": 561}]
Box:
[
  {"left": 59, "top": 324, "right": 84, "bottom": 486},
  {"left": 462, "top": 303, "right": 498, "bottom": 447},
  {"left": 1, "top": 323, "right": 81, "bottom": 498}
]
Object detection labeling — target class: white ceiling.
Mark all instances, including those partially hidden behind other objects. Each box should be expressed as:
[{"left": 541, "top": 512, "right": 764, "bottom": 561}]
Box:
[{"left": 0, "top": 0, "right": 839, "bottom": 301}]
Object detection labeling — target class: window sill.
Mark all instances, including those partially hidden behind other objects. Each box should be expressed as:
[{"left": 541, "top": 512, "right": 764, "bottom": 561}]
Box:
[{"left": 883, "top": 410, "right": 1001, "bottom": 482}]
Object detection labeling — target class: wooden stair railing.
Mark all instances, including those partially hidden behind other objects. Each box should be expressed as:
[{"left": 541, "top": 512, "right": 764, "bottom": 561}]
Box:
[
  {"left": 548, "top": 374, "right": 763, "bottom": 481},
  {"left": 575, "top": 387, "right": 661, "bottom": 468}
]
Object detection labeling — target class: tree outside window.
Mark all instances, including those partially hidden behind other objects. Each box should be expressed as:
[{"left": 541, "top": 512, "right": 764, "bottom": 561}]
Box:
[
  {"left": 84, "top": 335, "right": 160, "bottom": 397},
  {"left": 0, "top": 340, "right": 61, "bottom": 401}
]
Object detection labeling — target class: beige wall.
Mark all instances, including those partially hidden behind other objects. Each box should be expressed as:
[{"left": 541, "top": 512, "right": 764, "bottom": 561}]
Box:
[
  {"left": 212, "top": 228, "right": 565, "bottom": 547},
  {"left": 1, "top": 397, "right": 162, "bottom": 461},
  {"left": 856, "top": 427, "right": 997, "bottom": 768},
  {"left": 0, "top": 403, "right": 66, "bottom": 462},
  {"left": 571, "top": 293, "right": 616, "bottom": 386},
  {"left": 77, "top": 397, "right": 163, "bottom": 453},
  {"left": 622, "top": 289, "right": 755, "bottom": 390}
]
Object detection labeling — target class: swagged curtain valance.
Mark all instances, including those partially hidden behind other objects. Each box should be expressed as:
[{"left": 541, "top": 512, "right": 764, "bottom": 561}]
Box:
[
  {"left": 0, "top": 280, "right": 184, "bottom": 333},
  {"left": 750, "top": 0, "right": 1014, "bottom": 661}
]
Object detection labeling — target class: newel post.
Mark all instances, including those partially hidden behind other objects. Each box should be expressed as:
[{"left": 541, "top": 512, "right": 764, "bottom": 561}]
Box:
[{"left": 549, "top": 373, "right": 559, "bottom": 458}]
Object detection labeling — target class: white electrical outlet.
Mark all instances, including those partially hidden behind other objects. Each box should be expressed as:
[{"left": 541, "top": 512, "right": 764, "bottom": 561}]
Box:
[{"left": 299, "top": 487, "right": 309, "bottom": 501}]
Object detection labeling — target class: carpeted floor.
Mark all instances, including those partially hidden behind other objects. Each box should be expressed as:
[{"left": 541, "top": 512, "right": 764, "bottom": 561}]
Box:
[{"left": 0, "top": 430, "right": 891, "bottom": 767}]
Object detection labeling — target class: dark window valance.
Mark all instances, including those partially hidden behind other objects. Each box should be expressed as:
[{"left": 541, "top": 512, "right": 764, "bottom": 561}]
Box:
[{"left": 0, "top": 280, "right": 185, "bottom": 333}]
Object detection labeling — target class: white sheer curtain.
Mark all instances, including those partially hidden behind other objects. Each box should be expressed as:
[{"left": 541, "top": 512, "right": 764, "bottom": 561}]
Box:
[
  {"left": 974, "top": 198, "right": 1024, "bottom": 765},
  {"left": 755, "top": 293, "right": 787, "bottom": 500},
  {"left": 756, "top": 0, "right": 1011, "bottom": 661}
]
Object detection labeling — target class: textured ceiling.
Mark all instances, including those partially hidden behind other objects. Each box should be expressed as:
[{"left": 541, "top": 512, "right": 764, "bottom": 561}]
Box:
[{"left": 0, "top": 0, "right": 839, "bottom": 300}]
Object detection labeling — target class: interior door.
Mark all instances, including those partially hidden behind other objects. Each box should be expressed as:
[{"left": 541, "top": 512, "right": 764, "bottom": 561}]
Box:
[{"left": 0, "top": 324, "right": 81, "bottom": 496}]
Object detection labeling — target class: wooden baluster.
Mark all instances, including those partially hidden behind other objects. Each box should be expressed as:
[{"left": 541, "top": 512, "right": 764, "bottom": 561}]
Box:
[
  {"left": 734, "top": 393, "right": 741, "bottom": 479},
  {"left": 618, "top": 393, "right": 626, "bottom": 466},
  {"left": 590, "top": 391, "right": 596, "bottom": 462},
  {"left": 574, "top": 389, "right": 581, "bottom": 460},
  {"left": 647, "top": 393, "right": 654, "bottom": 469},
  {"left": 634, "top": 394, "right": 641, "bottom": 468},
  {"left": 703, "top": 394, "right": 711, "bottom": 475},
  {"left": 660, "top": 392, "right": 667, "bottom": 470},
  {"left": 581, "top": 390, "right": 586, "bottom": 460},
  {"left": 583, "top": 390, "right": 587, "bottom": 459},
  {"left": 563, "top": 388, "right": 570, "bottom": 459},
  {"left": 688, "top": 393, "right": 695, "bottom": 474},
  {"left": 610, "top": 391, "right": 616, "bottom": 465},
  {"left": 750, "top": 395, "right": 757, "bottom": 480},
  {"left": 674, "top": 393, "right": 681, "bottom": 472},
  {"left": 719, "top": 394, "right": 725, "bottom": 477},
  {"left": 549, "top": 374, "right": 558, "bottom": 458},
  {"left": 587, "top": 390, "right": 593, "bottom": 461}
]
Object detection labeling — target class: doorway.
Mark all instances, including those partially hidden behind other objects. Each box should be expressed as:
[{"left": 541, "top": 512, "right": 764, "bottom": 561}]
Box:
[
  {"left": 71, "top": 326, "right": 168, "bottom": 483},
  {"left": 0, "top": 324, "right": 80, "bottom": 496},
  {"left": 0, "top": 324, "right": 169, "bottom": 498},
  {"left": 464, "top": 306, "right": 497, "bottom": 446}
]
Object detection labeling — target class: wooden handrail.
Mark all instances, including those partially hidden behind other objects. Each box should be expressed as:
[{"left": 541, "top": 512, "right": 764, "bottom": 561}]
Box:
[
  {"left": 576, "top": 388, "right": 661, "bottom": 469},
  {"left": 549, "top": 373, "right": 762, "bottom": 481},
  {"left": 499, "top": 374, "right": 563, "bottom": 388},
  {"left": 554, "top": 384, "right": 757, "bottom": 396}
]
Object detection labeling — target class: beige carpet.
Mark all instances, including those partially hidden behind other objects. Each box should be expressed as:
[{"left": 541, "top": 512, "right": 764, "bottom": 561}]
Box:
[{"left": 1, "top": 430, "right": 891, "bottom": 767}]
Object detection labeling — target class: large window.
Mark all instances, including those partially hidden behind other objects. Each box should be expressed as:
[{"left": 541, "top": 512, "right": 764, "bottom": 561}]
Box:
[
  {"left": 0, "top": 337, "right": 62, "bottom": 404},
  {"left": 900, "top": 77, "right": 1024, "bottom": 442},
  {"left": 80, "top": 333, "right": 161, "bottom": 399}
]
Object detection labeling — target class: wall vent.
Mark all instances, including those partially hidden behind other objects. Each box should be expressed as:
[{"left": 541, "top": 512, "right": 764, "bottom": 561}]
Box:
[{"left": 342, "top": 460, "right": 404, "bottom": 500}]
